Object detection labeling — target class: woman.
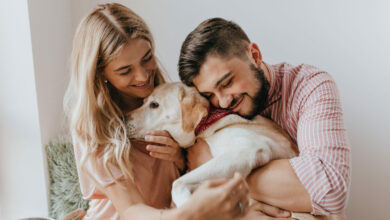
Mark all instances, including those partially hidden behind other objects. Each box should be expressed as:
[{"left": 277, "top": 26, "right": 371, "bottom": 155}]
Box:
[{"left": 64, "top": 3, "right": 248, "bottom": 220}]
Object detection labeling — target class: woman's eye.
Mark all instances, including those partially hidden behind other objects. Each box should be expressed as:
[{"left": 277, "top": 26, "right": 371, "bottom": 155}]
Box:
[
  {"left": 149, "top": 101, "right": 159, "bottom": 109},
  {"left": 120, "top": 69, "right": 131, "bottom": 76},
  {"left": 142, "top": 55, "right": 153, "bottom": 63}
]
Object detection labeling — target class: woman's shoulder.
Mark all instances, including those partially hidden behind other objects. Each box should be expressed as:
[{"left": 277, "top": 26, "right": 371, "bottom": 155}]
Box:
[{"left": 72, "top": 134, "right": 125, "bottom": 189}]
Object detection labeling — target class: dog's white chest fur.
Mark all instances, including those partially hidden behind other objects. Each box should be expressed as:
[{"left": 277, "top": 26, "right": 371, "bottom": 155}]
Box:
[
  {"left": 172, "top": 114, "right": 297, "bottom": 207},
  {"left": 200, "top": 115, "right": 274, "bottom": 157}
]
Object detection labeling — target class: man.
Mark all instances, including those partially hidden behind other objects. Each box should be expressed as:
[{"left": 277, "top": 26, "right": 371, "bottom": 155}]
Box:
[{"left": 178, "top": 18, "right": 351, "bottom": 219}]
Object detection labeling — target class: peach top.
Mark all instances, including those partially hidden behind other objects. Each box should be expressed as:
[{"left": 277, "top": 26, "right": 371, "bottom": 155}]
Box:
[{"left": 73, "top": 137, "right": 180, "bottom": 220}]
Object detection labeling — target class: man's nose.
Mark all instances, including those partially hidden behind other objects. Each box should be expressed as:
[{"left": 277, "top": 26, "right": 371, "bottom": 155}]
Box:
[{"left": 217, "top": 93, "right": 233, "bottom": 109}]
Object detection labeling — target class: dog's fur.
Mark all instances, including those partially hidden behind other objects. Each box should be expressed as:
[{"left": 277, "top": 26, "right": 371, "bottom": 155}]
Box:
[{"left": 126, "top": 82, "right": 338, "bottom": 220}]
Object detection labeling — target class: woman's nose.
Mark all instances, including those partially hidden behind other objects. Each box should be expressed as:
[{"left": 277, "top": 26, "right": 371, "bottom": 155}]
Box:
[{"left": 134, "top": 67, "right": 149, "bottom": 82}]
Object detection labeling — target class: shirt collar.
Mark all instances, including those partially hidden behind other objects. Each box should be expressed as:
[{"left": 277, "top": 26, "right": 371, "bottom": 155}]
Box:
[{"left": 263, "top": 62, "right": 281, "bottom": 103}]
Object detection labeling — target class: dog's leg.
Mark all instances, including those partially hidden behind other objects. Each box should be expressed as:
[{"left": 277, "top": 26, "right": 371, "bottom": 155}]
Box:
[
  {"left": 172, "top": 147, "right": 265, "bottom": 207},
  {"left": 171, "top": 180, "right": 200, "bottom": 208}
]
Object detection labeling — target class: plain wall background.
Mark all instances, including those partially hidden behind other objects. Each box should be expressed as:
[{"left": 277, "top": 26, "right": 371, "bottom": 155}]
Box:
[
  {"left": 0, "top": 1, "right": 48, "bottom": 219},
  {"left": 1, "top": 0, "right": 74, "bottom": 219},
  {"left": 29, "top": 0, "right": 73, "bottom": 159},
  {"left": 1, "top": 0, "right": 389, "bottom": 219}
]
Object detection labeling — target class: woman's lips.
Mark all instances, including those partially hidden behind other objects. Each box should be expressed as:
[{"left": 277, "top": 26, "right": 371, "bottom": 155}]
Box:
[{"left": 130, "top": 76, "right": 152, "bottom": 89}]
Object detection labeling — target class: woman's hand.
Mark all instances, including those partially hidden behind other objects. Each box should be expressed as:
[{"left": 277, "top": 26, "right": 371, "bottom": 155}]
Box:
[
  {"left": 180, "top": 173, "right": 250, "bottom": 220},
  {"left": 145, "top": 130, "right": 186, "bottom": 171}
]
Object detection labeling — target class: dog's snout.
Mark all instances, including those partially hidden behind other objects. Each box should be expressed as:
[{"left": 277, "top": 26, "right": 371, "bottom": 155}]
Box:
[{"left": 125, "top": 112, "right": 134, "bottom": 121}]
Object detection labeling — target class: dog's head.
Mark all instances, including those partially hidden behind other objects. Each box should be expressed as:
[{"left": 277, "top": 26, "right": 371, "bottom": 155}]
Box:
[{"left": 126, "top": 82, "right": 209, "bottom": 147}]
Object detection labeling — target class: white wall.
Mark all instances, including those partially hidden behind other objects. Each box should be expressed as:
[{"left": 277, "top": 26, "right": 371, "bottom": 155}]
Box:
[
  {"left": 28, "top": 0, "right": 73, "bottom": 155},
  {"left": 0, "top": 1, "right": 48, "bottom": 219},
  {"left": 72, "top": 1, "right": 390, "bottom": 219},
  {"left": 0, "top": 0, "right": 74, "bottom": 219},
  {"left": 1, "top": 0, "right": 389, "bottom": 219}
]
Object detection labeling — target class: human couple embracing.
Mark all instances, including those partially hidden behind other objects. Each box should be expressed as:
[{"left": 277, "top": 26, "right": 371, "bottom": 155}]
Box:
[{"left": 65, "top": 3, "right": 350, "bottom": 220}]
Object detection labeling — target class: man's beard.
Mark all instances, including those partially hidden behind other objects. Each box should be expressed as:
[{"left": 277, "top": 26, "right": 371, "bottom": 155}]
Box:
[{"left": 234, "top": 64, "right": 269, "bottom": 119}]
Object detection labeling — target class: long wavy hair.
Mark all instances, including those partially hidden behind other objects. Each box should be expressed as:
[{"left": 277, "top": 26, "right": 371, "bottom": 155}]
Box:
[{"left": 64, "top": 3, "right": 166, "bottom": 184}]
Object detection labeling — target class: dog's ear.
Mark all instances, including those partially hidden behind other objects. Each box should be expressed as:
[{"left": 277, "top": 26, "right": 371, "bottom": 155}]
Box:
[
  {"left": 179, "top": 87, "right": 208, "bottom": 133},
  {"left": 178, "top": 86, "right": 185, "bottom": 101}
]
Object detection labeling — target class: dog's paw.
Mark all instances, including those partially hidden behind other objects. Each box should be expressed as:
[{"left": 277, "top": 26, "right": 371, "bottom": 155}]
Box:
[{"left": 172, "top": 179, "right": 191, "bottom": 208}]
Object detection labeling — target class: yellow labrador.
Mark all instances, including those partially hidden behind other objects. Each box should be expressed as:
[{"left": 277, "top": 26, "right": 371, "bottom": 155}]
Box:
[{"left": 127, "top": 82, "right": 338, "bottom": 220}]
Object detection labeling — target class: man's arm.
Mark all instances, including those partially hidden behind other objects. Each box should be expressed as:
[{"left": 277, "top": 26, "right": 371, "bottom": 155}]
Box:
[
  {"left": 250, "top": 73, "right": 350, "bottom": 215},
  {"left": 187, "top": 140, "right": 312, "bottom": 213},
  {"left": 285, "top": 75, "right": 351, "bottom": 215},
  {"left": 246, "top": 159, "right": 312, "bottom": 212}
]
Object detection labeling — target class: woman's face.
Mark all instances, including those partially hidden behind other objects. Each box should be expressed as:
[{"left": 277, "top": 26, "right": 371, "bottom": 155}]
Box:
[{"left": 103, "top": 39, "right": 157, "bottom": 100}]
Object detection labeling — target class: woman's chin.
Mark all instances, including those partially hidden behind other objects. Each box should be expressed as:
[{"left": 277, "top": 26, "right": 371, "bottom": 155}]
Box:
[
  {"left": 142, "top": 87, "right": 154, "bottom": 97},
  {"left": 130, "top": 84, "right": 155, "bottom": 98}
]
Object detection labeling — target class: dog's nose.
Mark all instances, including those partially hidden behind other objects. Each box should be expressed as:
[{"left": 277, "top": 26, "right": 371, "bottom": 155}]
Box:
[
  {"left": 125, "top": 113, "right": 133, "bottom": 121},
  {"left": 127, "top": 122, "right": 136, "bottom": 136}
]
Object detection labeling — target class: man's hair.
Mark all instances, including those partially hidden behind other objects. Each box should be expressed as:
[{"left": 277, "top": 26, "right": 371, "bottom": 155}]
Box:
[{"left": 178, "top": 18, "right": 251, "bottom": 86}]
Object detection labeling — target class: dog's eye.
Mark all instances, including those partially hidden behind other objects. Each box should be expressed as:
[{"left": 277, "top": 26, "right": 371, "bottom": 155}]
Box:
[{"left": 149, "top": 101, "right": 159, "bottom": 109}]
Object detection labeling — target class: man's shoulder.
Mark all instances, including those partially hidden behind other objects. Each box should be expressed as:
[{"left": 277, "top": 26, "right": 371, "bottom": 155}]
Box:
[
  {"left": 271, "top": 62, "right": 335, "bottom": 88},
  {"left": 271, "top": 62, "right": 326, "bottom": 76}
]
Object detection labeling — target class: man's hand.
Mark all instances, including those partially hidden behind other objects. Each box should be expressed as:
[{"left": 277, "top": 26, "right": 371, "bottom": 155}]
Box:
[
  {"left": 236, "top": 200, "right": 295, "bottom": 220},
  {"left": 186, "top": 138, "right": 213, "bottom": 171},
  {"left": 249, "top": 201, "right": 292, "bottom": 219}
]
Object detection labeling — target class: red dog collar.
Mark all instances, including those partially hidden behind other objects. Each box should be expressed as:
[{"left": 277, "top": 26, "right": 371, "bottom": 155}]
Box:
[{"left": 195, "top": 106, "right": 234, "bottom": 136}]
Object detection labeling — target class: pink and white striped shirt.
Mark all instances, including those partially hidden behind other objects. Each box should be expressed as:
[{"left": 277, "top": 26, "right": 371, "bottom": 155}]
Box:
[{"left": 261, "top": 62, "right": 351, "bottom": 219}]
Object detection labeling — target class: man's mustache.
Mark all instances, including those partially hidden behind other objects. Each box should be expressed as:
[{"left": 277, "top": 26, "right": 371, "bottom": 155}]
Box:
[{"left": 226, "top": 94, "right": 245, "bottom": 110}]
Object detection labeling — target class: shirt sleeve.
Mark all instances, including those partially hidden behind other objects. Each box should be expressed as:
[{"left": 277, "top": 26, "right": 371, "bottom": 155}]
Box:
[{"left": 289, "top": 72, "right": 351, "bottom": 215}]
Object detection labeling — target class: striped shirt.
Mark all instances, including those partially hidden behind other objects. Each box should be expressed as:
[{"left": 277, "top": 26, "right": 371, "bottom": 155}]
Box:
[{"left": 261, "top": 62, "right": 351, "bottom": 219}]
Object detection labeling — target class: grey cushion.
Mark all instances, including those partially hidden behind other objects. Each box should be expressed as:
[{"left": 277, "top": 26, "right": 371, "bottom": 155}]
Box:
[{"left": 46, "top": 136, "right": 89, "bottom": 220}]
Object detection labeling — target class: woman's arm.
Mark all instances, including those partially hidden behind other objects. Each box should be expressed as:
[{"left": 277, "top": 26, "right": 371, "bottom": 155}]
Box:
[
  {"left": 103, "top": 172, "right": 249, "bottom": 220},
  {"left": 102, "top": 178, "right": 175, "bottom": 220}
]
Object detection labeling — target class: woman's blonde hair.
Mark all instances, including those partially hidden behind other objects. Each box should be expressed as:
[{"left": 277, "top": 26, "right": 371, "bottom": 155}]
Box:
[{"left": 64, "top": 3, "right": 166, "bottom": 184}]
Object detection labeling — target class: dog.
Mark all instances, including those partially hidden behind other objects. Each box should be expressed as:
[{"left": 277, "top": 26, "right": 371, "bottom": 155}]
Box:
[{"left": 126, "top": 82, "right": 338, "bottom": 220}]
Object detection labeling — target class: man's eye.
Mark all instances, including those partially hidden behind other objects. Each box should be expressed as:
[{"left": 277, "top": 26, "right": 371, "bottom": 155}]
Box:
[
  {"left": 204, "top": 94, "right": 214, "bottom": 99},
  {"left": 149, "top": 101, "right": 159, "bottom": 109},
  {"left": 222, "top": 78, "right": 233, "bottom": 88}
]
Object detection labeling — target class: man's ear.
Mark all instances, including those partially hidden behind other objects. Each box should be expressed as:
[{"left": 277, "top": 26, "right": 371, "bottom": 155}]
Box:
[
  {"left": 180, "top": 89, "right": 209, "bottom": 133},
  {"left": 247, "top": 42, "right": 262, "bottom": 67}
]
